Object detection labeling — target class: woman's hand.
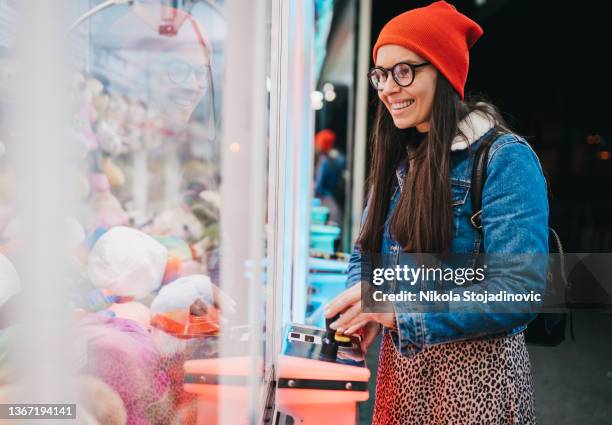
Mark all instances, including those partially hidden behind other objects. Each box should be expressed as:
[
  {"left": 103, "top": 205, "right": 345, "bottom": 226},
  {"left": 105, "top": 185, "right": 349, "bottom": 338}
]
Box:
[
  {"left": 359, "top": 321, "right": 382, "bottom": 352},
  {"left": 324, "top": 283, "right": 396, "bottom": 336}
]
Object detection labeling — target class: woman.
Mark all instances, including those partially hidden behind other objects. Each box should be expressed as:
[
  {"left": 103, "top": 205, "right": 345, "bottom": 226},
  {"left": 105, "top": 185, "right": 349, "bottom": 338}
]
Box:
[{"left": 324, "top": 2, "right": 548, "bottom": 423}]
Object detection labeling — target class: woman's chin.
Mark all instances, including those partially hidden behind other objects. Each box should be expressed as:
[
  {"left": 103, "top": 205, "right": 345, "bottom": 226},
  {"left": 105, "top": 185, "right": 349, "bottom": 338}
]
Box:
[{"left": 391, "top": 116, "right": 416, "bottom": 130}]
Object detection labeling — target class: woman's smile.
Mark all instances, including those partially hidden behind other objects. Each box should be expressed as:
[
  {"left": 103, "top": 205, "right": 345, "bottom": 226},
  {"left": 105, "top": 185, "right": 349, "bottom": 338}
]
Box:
[{"left": 388, "top": 98, "right": 415, "bottom": 114}]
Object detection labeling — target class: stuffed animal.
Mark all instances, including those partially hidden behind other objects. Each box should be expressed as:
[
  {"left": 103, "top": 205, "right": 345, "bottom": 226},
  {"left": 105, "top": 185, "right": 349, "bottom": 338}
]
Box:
[
  {"left": 150, "top": 206, "right": 203, "bottom": 242},
  {"left": 153, "top": 235, "right": 193, "bottom": 261},
  {"left": 108, "top": 301, "right": 151, "bottom": 332},
  {"left": 100, "top": 156, "right": 126, "bottom": 188},
  {"left": 150, "top": 274, "right": 213, "bottom": 315},
  {"left": 76, "top": 314, "right": 167, "bottom": 425},
  {"left": 85, "top": 174, "right": 129, "bottom": 231},
  {"left": 96, "top": 120, "right": 125, "bottom": 156},
  {"left": 77, "top": 375, "right": 128, "bottom": 425},
  {"left": 88, "top": 226, "right": 168, "bottom": 299}
]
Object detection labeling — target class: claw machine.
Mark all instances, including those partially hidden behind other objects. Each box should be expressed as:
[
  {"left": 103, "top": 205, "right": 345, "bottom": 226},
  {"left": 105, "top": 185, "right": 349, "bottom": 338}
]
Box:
[
  {"left": 0, "top": 0, "right": 369, "bottom": 423},
  {"left": 68, "top": 0, "right": 359, "bottom": 423},
  {"left": 5, "top": 0, "right": 276, "bottom": 423}
]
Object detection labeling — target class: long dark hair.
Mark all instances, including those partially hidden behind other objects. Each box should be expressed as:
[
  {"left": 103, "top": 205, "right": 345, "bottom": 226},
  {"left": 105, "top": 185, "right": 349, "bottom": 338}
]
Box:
[{"left": 358, "top": 75, "right": 510, "bottom": 254}]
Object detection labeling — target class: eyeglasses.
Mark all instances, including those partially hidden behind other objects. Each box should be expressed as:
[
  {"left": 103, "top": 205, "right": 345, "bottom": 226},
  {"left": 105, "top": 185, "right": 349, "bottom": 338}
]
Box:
[
  {"left": 166, "top": 60, "right": 210, "bottom": 88},
  {"left": 368, "top": 61, "right": 430, "bottom": 91}
]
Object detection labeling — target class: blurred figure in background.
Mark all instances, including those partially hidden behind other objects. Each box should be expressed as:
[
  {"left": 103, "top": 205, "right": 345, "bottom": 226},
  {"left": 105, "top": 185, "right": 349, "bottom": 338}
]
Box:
[{"left": 314, "top": 129, "right": 346, "bottom": 224}]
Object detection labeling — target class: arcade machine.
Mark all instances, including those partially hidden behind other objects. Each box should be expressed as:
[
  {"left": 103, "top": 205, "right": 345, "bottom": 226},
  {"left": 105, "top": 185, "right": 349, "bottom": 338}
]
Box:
[
  {"left": 275, "top": 314, "right": 370, "bottom": 425},
  {"left": 65, "top": 1, "right": 371, "bottom": 424}
]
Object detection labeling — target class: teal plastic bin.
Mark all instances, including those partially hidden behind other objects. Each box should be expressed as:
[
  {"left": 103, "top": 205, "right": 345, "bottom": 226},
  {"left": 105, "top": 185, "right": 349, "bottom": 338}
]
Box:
[
  {"left": 310, "top": 224, "right": 340, "bottom": 254},
  {"left": 311, "top": 205, "right": 330, "bottom": 225}
]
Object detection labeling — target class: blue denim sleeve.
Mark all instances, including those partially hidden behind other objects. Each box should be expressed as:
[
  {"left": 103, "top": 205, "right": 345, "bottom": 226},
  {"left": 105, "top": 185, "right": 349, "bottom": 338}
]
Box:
[
  {"left": 346, "top": 196, "right": 372, "bottom": 289},
  {"left": 390, "top": 138, "right": 549, "bottom": 356}
]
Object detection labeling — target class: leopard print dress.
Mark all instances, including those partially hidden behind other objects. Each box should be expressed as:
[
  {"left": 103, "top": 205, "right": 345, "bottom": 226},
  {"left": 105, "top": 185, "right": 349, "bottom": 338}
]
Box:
[{"left": 373, "top": 330, "right": 536, "bottom": 425}]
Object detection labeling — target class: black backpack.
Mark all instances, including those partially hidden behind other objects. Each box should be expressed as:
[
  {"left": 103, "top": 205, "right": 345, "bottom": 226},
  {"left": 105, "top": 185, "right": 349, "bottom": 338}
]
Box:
[{"left": 470, "top": 128, "right": 575, "bottom": 346}]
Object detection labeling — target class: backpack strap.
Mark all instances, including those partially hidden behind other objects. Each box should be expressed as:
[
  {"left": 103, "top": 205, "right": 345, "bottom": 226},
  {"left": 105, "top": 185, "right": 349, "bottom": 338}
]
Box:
[{"left": 470, "top": 127, "right": 501, "bottom": 231}]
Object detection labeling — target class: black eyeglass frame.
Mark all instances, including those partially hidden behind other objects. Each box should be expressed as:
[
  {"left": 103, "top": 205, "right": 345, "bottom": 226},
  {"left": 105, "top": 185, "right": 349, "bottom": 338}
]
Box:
[{"left": 368, "top": 61, "right": 430, "bottom": 91}]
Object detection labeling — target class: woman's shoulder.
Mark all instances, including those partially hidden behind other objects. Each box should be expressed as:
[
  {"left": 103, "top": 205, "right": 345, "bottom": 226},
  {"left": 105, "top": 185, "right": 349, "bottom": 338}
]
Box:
[
  {"left": 487, "top": 131, "right": 545, "bottom": 177},
  {"left": 489, "top": 131, "right": 531, "bottom": 155}
]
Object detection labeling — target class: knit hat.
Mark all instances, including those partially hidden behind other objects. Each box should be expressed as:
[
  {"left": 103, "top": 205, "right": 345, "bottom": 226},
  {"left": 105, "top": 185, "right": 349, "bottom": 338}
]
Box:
[
  {"left": 372, "top": 1, "right": 483, "bottom": 99},
  {"left": 315, "top": 129, "right": 336, "bottom": 153}
]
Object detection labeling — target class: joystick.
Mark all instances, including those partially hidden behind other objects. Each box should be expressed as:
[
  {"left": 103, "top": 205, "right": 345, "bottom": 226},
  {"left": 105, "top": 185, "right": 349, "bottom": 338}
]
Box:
[
  {"left": 324, "top": 313, "right": 353, "bottom": 347},
  {"left": 321, "top": 314, "right": 340, "bottom": 361}
]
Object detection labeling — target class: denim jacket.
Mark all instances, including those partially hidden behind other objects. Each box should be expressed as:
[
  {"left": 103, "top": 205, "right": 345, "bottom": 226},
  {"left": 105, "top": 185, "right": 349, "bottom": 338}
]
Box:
[{"left": 347, "top": 110, "right": 549, "bottom": 357}]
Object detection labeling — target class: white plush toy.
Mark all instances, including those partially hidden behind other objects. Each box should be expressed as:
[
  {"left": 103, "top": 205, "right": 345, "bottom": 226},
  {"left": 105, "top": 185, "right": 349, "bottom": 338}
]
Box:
[
  {"left": 150, "top": 274, "right": 213, "bottom": 315},
  {"left": 96, "top": 120, "right": 124, "bottom": 156},
  {"left": 151, "top": 206, "right": 204, "bottom": 242},
  {"left": 88, "top": 226, "right": 168, "bottom": 299}
]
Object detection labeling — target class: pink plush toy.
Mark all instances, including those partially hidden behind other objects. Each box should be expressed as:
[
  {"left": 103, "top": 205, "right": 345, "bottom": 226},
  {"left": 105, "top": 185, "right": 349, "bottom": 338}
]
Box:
[
  {"left": 86, "top": 173, "right": 129, "bottom": 231},
  {"left": 76, "top": 314, "right": 168, "bottom": 425}
]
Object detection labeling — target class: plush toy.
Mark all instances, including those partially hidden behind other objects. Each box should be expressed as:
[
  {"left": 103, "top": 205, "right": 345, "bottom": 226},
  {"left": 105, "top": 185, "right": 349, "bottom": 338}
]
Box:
[
  {"left": 179, "top": 259, "right": 206, "bottom": 277},
  {"left": 150, "top": 205, "right": 203, "bottom": 242},
  {"left": 76, "top": 314, "right": 167, "bottom": 425},
  {"left": 83, "top": 226, "right": 108, "bottom": 251},
  {"left": 96, "top": 120, "right": 125, "bottom": 156},
  {"left": 150, "top": 274, "right": 213, "bottom": 315},
  {"left": 0, "top": 371, "right": 128, "bottom": 425},
  {"left": 71, "top": 75, "right": 101, "bottom": 153},
  {"left": 86, "top": 174, "right": 129, "bottom": 231},
  {"left": 161, "top": 255, "right": 182, "bottom": 285},
  {"left": 153, "top": 235, "right": 193, "bottom": 261},
  {"left": 75, "top": 288, "right": 118, "bottom": 313},
  {"left": 198, "top": 190, "right": 221, "bottom": 210},
  {"left": 100, "top": 156, "right": 126, "bottom": 188},
  {"left": 85, "top": 76, "right": 104, "bottom": 98},
  {"left": 108, "top": 301, "right": 151, "bottom": 332},
  {"left": 77, "top": 375, "right": 128, "bottom": 425},
  {"left": 92, "top": 91, "right": 110, "bottom": 119},
  {"left": 88, "top": 226, "right": 168, "bottom": 299},
  {"left": 106, "top": 94, "right": 129, "bottom": 137}
]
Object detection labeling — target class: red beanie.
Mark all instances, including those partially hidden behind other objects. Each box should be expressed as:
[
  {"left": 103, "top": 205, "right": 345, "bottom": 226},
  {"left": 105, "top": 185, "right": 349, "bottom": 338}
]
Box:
[
  {"left": 315, "top": 129, "right": 336, "bottom": 153},
  {"left": 372, "top": 1, "right": 483, "bottom": 100}
]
